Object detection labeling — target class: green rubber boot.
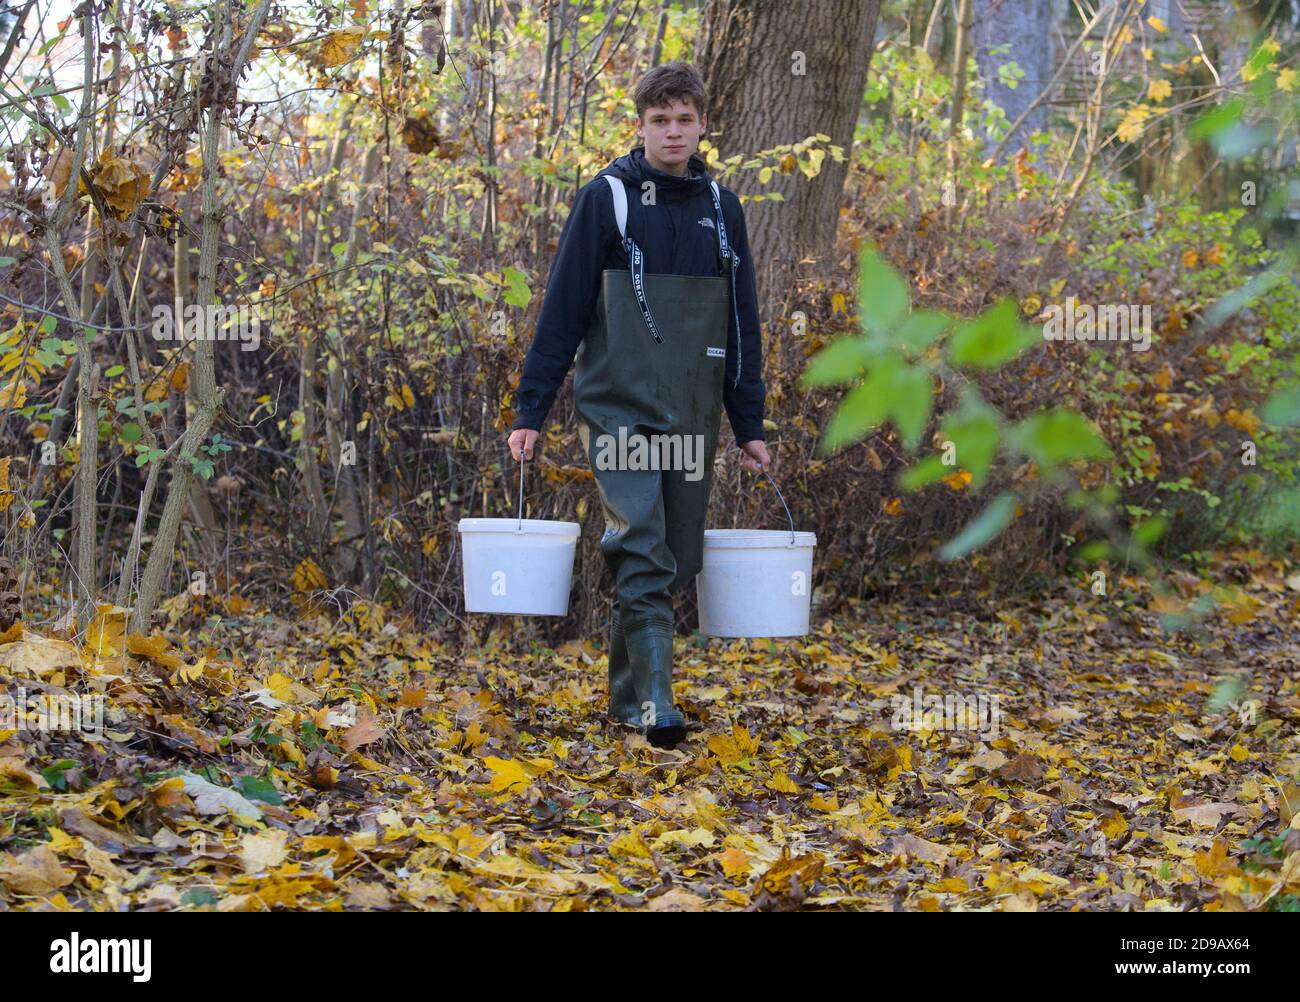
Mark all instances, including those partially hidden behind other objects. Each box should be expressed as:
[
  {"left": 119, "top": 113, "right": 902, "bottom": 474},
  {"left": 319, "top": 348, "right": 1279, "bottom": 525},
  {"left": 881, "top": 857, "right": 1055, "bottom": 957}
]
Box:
[
  {"left": 607, "top": 604, "right": 641, "bottom": 726},
  {"left": 625, "top": 619, "right": 686, "bottom": 747}
]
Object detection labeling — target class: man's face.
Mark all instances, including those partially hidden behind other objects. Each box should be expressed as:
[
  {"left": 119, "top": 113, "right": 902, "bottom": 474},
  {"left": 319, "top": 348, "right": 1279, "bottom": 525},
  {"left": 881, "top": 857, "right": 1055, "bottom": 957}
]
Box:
[{"left": 636, "top": 98, "right": 706, "bottom": 177}]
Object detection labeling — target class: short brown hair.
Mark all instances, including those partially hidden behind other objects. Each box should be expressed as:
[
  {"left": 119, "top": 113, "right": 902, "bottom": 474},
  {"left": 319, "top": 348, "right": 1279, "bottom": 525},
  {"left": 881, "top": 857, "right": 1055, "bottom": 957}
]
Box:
[{"left": 633, "top": 61, "right": 707, "bottom": 121}]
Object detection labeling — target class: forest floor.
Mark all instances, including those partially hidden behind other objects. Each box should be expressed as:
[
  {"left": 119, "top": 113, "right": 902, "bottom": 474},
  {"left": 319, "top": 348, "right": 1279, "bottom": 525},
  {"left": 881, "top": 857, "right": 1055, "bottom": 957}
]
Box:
[{"left": 0, "top": 550, "right": 1297, "bottom": 911}]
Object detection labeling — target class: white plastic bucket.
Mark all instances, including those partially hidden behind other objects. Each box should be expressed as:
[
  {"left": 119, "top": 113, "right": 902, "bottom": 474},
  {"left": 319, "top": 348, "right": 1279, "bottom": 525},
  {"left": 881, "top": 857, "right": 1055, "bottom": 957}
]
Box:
[
  {"left": 696, "top": 528, "right": 818, "bottom": 638},
  {"left": 458, "top": 517, "right": 580, "bottom": 616}
]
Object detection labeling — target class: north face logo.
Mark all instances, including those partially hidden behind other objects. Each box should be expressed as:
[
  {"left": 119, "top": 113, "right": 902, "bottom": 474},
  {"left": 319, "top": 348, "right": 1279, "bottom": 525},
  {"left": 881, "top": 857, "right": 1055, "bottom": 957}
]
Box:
[{"left": 697, "top": 217, "right": 715, "bottom": 230}]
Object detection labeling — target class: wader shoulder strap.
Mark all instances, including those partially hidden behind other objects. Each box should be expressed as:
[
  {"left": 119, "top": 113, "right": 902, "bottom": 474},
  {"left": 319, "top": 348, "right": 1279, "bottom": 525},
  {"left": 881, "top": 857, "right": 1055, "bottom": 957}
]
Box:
[
  {"left": 710, "top": 180, "right": 744, "bottom": 390},
  {"left": 603, "top": 174, "right": 662, "bottom": 344},
  {"left": 605, "top": 174, "right": 628, "bottom": 240}
]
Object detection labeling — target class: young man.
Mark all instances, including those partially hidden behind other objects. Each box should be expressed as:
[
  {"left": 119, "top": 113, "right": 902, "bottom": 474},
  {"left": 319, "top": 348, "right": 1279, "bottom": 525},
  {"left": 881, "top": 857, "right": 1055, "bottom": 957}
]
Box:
[{"left": 506, "top": 62, "right": 769, "bottom": 747}]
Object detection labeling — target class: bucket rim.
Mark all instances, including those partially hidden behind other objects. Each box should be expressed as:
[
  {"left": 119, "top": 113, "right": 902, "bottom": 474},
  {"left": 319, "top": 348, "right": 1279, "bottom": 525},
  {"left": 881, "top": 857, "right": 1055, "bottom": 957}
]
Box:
[
  {"left": 457, "top": 517, "right": 580, "bottom": 536},
  {"left": 703, "top": 528, "right": 817, "bottom": 548}
]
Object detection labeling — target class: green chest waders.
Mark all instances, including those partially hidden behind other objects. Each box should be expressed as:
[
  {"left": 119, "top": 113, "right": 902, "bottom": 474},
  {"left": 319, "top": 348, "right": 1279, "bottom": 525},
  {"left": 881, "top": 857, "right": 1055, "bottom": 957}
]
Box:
[{"left": 575, "top": 174, "right": 740, "bottom": 743}]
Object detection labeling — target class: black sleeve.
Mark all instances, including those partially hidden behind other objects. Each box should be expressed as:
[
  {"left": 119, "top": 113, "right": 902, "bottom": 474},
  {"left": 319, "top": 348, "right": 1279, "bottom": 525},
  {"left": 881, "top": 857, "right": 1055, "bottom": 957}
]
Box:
[
  {"left": 510, "top": 180, "right": 612, "bottom": 432},
  {"left": 722, "top": 193, "right": 766, "bottom": 446}
]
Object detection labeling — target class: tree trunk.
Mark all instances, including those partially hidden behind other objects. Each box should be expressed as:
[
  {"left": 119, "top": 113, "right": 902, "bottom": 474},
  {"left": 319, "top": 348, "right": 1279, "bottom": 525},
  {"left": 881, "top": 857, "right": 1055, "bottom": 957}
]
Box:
[
  {"left": 971, "top": 0, "right": 1056, "bottom": 157},
  {"left": 697, "top": 0, "right": 882, "bottom": 317},
  {"left": 132, "top": 0, "right": 273, "bottom": 630}
]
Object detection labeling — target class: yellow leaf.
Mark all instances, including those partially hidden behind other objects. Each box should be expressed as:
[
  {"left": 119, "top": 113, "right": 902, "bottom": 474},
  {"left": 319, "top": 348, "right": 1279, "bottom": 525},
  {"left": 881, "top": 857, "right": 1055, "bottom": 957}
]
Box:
[
  {"left": 808, "top": 792, "right": 839, "bottom": 812},
  {"left": 265, "top": 671, "right": 296, "bottom": 703},
  {"left": 1117, "top": 104, "right": 1151, "bottom": 143},
  {"left": 318, "top": 26, "right": 366, "bottom": 67},
  {"left": 291, "top": 558, "right": 328, "bottom": 593},
  {"left": 1278, "top": 68, "right": 1297, "bottom": 92},
  {"left": 1224, "top": 408, "right": 1260, "bottom": 435},
  {"left": 941, "top": 469, "right": 972, "bottom": 491},
  {"left": 484, "top": 755, "right": 554, "bottom": 793},
  {"left": 0, "top": 379, "right": 26, "bottom": 408},
  {"left": 608, "top": 829, "right": 654, "bottom": 860},
  {"left": 90, "top": 151, "right": 150, "bottom": 221},
  {"left": 126, "top": 632, "right": 185, "bottom": 670},
  {"left": 714, "top": 846, "right": 751, "bottom": 878},
  {"left": 85, "top": 604, "right": 128, "bottom": 657},
  {"left": 1228, "top": 743, "right": 1249, "bottom": 762},
  {"left": 1147, "top": 15, "right": 1167, "bottom": 32},
  {"left": 766, "top": 772, "right": 799, "bottom": 794},
  {"left": 706, "top": 723, "right": 758, "bottom": 765},
  {"left": 1147, "top": 79, "right": 1172, "bottom": 103},
  {"left": 1278, "top": 781, "right": 1300, "bottom": 826},
  {"left": 0, "top": 845, "right": 74, "bottom": 895},
  {"left": 238, "top": 829, "right": 288, "bottom": 873}
]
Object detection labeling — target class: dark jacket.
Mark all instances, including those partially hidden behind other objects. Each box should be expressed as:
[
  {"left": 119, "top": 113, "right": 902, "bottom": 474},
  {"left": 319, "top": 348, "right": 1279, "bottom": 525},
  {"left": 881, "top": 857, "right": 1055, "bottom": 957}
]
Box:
[{"left": 510, "top": 146, "right": 765, "bottom": 446}]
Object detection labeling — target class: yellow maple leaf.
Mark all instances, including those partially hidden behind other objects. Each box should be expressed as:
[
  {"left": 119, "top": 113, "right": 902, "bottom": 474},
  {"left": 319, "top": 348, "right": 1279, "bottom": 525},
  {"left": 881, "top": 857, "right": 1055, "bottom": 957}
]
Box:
[
  {"left": 318, "top": 26, "right": 366, "bottom": 68},
  {"left": 766, "top": 772, "right": 800, "bottom": 794},
  {"left": 706, "top": 723, "right": 759, "bottom": 765},
  {"left": 291, "top": 558, "right": 328, "bottom": 593},
  {"left": 1147, "top": 79, "right": 1172, "bottom": 103},
  {"left": 1278, "top": 68, "right": 1297, "bottom": 92},
  {"left": 484, "top": 755, "right": 554, "bottom": 793},
  {"left": 84, "top": 604, "right": 129, "bottom": 657},
  {"left": 1117, "top": 104, "right": 1151, "bottom": 143}
]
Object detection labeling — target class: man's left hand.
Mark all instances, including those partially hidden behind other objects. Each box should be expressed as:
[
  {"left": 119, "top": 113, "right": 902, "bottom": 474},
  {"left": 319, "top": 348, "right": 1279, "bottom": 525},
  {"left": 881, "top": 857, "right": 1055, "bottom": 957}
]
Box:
[{"left": 737, "top": 440, "right": 771, "bottom": 474}]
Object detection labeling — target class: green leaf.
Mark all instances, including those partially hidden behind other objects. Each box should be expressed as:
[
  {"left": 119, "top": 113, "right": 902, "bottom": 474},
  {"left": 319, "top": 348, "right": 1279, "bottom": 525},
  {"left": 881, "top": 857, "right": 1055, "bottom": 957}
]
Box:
[
  {"left": 856, "top": 247, "right": 910, "bottom": 337},
  {"left": 233, "top": 775, "right": 284, "bottom": 806},
  {"left": 898, "top": 454, "right": 951, "bottom": 491},
  {"left": 1010, "top": 408, "right": 1111, "bottom": 468},
  {"left": 120, "top": 422, "right": 142, "bottom": 444},
  {"left": 822, "top": 373, "right": 891, "bottom": 452},
  {"left": 938, "top": 493, "right": 1017, "bottom": 561},
  {"left": 1133, "top": 517, "right": 1168, "bottom": 546},
  {"left": 940, "top": 395, "right": 1002, "bottom": 490},
  {"left": 948, "top": 298, "right": 1039, "bottom": 369},
  {"left": 801, "top": 335, "right": 872, "bottom": 387},
  {"left": 890, "top": 362, "right": 933, "bottom": 450},
  {"left": 893, "top": 309, "right": 949, "bottom": 355},
  {"left": 501, "top": 266, "right": 532, "bottom": 309},
  {"left": 1187, "top": 98, "right": 1244, "bottom": 142},
  {"left": 104, "top": 364, "right": 125, "bottom": 378},
  {"left": 1261, "top": 385, "right": 1300, "bottom": 427},
  {"left": 181, "top": 888, "right": 219, "bottom": 907}
]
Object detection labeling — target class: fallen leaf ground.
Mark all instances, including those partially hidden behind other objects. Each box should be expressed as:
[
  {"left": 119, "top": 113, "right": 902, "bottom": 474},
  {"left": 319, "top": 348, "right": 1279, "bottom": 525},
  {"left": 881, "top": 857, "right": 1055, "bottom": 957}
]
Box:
[{"left": 1, "top": 552, "right": 1297, "bottom": 911}]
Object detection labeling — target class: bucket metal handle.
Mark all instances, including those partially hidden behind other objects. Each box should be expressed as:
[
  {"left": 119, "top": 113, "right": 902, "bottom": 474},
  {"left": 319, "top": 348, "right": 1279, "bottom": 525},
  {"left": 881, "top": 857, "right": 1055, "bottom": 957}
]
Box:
[
  {"left": 758, "top": 464, "right": 797, "bottom": 547},
  {"left": 515, "top": 450, "right": 526, "bottom": 533}
]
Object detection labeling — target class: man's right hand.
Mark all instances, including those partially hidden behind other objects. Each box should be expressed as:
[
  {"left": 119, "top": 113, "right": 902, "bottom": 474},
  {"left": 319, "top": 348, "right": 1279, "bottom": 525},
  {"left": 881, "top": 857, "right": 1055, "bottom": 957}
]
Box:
[{"left": 508, "top": 428, "right": 539, "bottom": 461}]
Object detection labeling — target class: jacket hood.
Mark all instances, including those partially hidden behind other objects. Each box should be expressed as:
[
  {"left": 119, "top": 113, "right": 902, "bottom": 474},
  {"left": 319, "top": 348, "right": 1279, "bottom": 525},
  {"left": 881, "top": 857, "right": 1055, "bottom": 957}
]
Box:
[{"left": 601, "top": 145, "right": 711, "bottom": 199}]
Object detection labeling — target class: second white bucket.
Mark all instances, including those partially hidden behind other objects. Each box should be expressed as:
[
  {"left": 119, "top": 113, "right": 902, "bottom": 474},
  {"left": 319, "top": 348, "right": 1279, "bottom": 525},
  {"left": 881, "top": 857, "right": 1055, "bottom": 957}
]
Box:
[
  {"left": 457, "top": 455, "right": 580, "bottom": 616},
  {"left": 695, "top": 470, "right": 817, "bottom": 638}
]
